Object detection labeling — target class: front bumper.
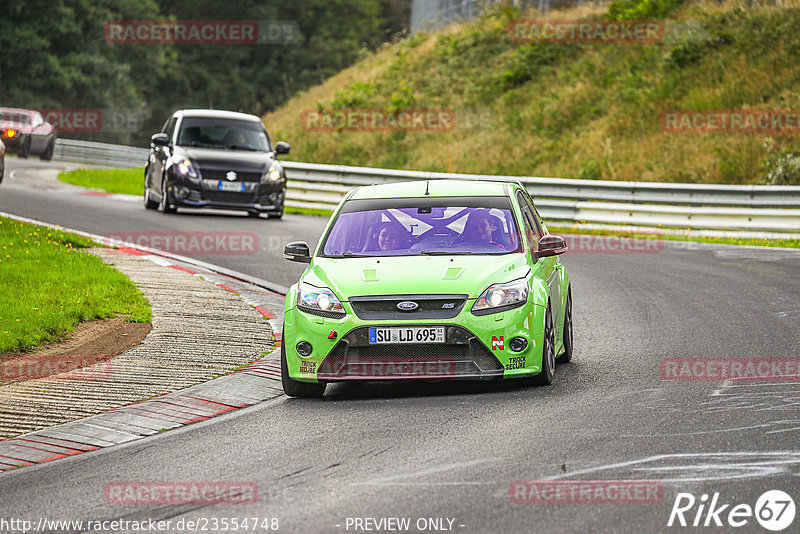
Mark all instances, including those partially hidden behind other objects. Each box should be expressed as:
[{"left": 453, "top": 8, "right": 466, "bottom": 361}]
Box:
[
  {"left": 284, "top": 296, "right": 546, "bottom": 383},
  {"left": 0, "top": 135, "right": 23, "bottom": 152},
  {"left": 167, "top": 177, "right": 285, "bottom": 213},
  {"left": 317, "top": 325, "right": 505, "bottom": 381}
]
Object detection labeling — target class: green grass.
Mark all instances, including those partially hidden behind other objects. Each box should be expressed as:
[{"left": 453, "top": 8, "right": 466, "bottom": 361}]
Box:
[
  {"left": 57, "top": 167, "right": 338, "bottom": 217},
  {"left": 59, "top": 168, "right": 143, "bottom": 196},
  {"left": 265, "top": 1, "right": 800, "bottom": 185},
  {"left": 548, "top": 225, "right": 800, "bottom": 248},
  {"left": 0, "top": 217, "right": 152, "bottom": 354},
  {"left": 285, "top": 205, "right": 335, "bottom": 217}
]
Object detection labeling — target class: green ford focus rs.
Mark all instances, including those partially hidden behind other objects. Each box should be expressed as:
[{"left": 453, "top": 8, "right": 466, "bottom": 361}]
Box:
[{"left": 281, "top": 179, "right": 573, "bottom": 397}]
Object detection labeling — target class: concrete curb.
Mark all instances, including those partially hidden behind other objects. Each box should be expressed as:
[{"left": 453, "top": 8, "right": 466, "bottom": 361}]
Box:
[{"left": 0, "top": 223, "right": 288, "bottom": 473}]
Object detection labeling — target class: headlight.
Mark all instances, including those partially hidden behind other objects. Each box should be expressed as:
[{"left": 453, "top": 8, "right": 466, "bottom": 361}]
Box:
[
  {"left": 472, "top": 278, "right": 528, "bottom": 315},
  {"left": 298, "top": 282, "right": 345, "bottom": 316},
  {"left": 172, "top": 155, "right": 199, "bottom": 182},
  {"left": 264, "top": 162, "right": 283, "bottom": 182}
]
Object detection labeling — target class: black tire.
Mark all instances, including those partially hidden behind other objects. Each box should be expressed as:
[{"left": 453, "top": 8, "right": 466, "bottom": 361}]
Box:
[
  {"left": 143, "top": 186, "right": 158, "bottom": 209},
  {"left": 158, "top": 176, "right": 176, "bottom": 214},
  {"left": 267, "top": 205, "right": 284, "bottom": 219},
  {"left": 0, "top": 157, "right": 4, "bottom": 184},
  {"left": 40, "top": 138, "right": 54, "bottom": 161},
  {"left": 281, "top": 329, "right": 325, "bottom": 398},
  {"left": 530, "top": 302, "right": 556, "bottom": 386},
  {"left": 557, "top": 287, "right": 573, "bottom": 363},
  {"left": 18, "top": 137, "right": 30, "bottom": 159}
]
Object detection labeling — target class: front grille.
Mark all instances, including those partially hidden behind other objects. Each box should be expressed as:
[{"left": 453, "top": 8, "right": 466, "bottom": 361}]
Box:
[
  {"left": 317, "top": 325, "right": 503, "bottom": 380},
  {"left": 205, "top": 191, "right": 254, "bottom": 204},
  {"left": 349, "top": 294, "right": 468, "bottom": 320},
  {"left": 187, "top": 190, "right": 202, "bottom": 201},
  {"left": 200, "top": 169, "right": 262, "bottom": 182}
]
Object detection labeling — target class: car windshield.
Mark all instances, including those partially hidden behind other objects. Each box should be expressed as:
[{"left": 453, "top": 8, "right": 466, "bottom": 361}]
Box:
[
  {"left": 176, "top": 117, "right": 271, "bottom": 151},
  {"left": 0, "top": 112, "right": 31, "bottom": 125},
  {"left": 321, "top": 199, "right": 522, "bottom": 257}
]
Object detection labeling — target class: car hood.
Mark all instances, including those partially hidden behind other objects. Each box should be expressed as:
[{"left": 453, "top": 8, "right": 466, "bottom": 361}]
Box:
[
  {"left": 176, "top": 146, "right": 275, "bottom": 173},
  {"left": 306, "top": 254, "right": 530, "bottom": 300}
]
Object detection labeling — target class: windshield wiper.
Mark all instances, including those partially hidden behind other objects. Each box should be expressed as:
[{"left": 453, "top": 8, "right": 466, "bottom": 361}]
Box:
[
  {"left": 327, "top": 252, "right": 374, "bottom": 258},
  {"left": 419, "top": 250, "right": 473, "bottom": 255},
  {"left": 225, "top": 144, "right": 260, "bottom": 151},
  {"left": 182, "top": 141, "right": 218, "bottom": 148}
]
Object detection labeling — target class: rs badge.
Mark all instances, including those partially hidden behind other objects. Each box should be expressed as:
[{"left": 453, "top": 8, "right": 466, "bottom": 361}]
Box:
[{"left": 492, "top": 336, "right": 504, "bottom": 350}]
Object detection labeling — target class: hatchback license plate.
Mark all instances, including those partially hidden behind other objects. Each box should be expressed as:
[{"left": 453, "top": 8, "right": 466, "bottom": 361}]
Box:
[
  {"left": 369, "top": 326, "right": 445, "bottom": 344},
  {"left": 218, "top": 181, "right": 245, "bottom": 192}
]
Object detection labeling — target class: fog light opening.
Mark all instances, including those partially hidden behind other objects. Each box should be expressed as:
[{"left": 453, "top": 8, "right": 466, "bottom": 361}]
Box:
[
  {"left": 176, "top": 187, "right": 190, "bottom": 199},
  {"left": 509, "top": 336, "right": 528, "bottom": 353},
  {"left": 296, "top": 341, "right": 313, "bottom": 357}
]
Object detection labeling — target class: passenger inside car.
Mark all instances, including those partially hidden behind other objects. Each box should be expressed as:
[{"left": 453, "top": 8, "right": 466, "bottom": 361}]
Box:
[
  {"left": 377, "top": 224, "right": 407, "bottom": 251},
  {"left": 362, "top": 222, "right": 408, "bottom": 252}
]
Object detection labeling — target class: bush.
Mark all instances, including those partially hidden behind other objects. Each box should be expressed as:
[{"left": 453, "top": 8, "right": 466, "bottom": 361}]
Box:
[
  {"left": 607, "top": 0, "right": 686, "bottom": 21},
  {"left": 579, "top": 159, "right": 603, "bottom": 180},
  {"left": 760, "top": 138, "right": 800, "bottom": 185}
]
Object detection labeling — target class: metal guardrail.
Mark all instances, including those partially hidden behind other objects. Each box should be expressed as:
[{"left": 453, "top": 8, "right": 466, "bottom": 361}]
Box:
[
  {"left": 282, "top": 161, "right": 800, "bottom": 232},
  {"left": 54, "top": 139, "right": 800, "bottom": 232},
  {"left": 55, "top": 138, "right": 149, "bottom": 168}
]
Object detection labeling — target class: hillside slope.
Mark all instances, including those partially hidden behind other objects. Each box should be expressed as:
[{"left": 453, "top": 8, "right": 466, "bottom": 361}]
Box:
[{"left": 265, "top": 0, "right": 800, "bottom": 184}]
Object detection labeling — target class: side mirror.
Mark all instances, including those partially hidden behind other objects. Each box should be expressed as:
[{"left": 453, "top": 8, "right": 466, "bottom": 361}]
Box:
[
  {"left": 537, "top": 235, "right": 567, "bottom": 258},
  {"left": 151, "top": 133, "right": 170, "bottom": 147},
  {"left": 275, "top": 141, "right": 290, "bottom": 155},
  {"left": 284, "top": 241, "right": 311, "bottom": 263}
]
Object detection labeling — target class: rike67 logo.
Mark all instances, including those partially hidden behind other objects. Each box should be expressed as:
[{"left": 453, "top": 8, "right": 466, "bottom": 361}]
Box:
[{"left": 668, "top": 490, "right": 795, "bottom": 531}]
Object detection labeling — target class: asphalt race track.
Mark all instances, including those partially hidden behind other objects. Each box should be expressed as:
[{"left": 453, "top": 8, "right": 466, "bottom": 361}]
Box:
[{"left": 1, "top": 157, "right": 800, "bottom": 533}]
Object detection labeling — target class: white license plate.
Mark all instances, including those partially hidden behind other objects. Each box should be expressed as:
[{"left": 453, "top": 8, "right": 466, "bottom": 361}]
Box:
[
  {"left": 218, "top": 181, "right": 245, "bottom": 192},
  {"left": 369, "top": 326, "right": 446, "bottom": 344}
]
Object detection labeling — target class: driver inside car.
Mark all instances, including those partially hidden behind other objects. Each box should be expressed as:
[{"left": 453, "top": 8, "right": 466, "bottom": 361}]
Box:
[{"left": 461, "top": 211, "right": 506, "bottom": 249}]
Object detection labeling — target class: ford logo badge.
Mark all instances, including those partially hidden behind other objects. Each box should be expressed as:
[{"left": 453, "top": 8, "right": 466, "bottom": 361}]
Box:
[{"left": 397, "top": 301, "right": 419, "bottom": 311}]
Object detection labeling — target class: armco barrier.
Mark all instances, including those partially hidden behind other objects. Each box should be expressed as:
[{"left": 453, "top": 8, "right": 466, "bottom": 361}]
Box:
[{"left": 54, "top": 139, "right": 800, "bottom": 232}]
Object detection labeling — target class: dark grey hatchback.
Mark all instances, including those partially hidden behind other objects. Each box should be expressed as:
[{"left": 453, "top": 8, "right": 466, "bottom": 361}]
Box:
[{"left": 144, "top": 109, "right": 289, "bottom": 218}]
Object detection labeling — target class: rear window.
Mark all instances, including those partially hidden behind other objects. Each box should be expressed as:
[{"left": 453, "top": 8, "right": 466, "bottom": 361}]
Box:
[{"left": 0, "top": 112, "right": 31, "bottom": 125}]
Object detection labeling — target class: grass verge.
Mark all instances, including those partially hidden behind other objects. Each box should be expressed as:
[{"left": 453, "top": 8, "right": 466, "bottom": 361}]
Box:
[
  {"left": 548, "top": 225, "right": 800, "bottom": 249},
  {"left": 59, "top": 168, "right": 143, "bottom": 196},
  {"left": 264, "top": 0, "right": 800, "bottom": 185},
  {"left": 0, "top": 217, "right": 152, "bottom": 354},
  {"left": 285, "top": 205, "right": 334, "bottom": 217},
  {"left": 58, "top": 167, "right": 337, "bottom": 217}
]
